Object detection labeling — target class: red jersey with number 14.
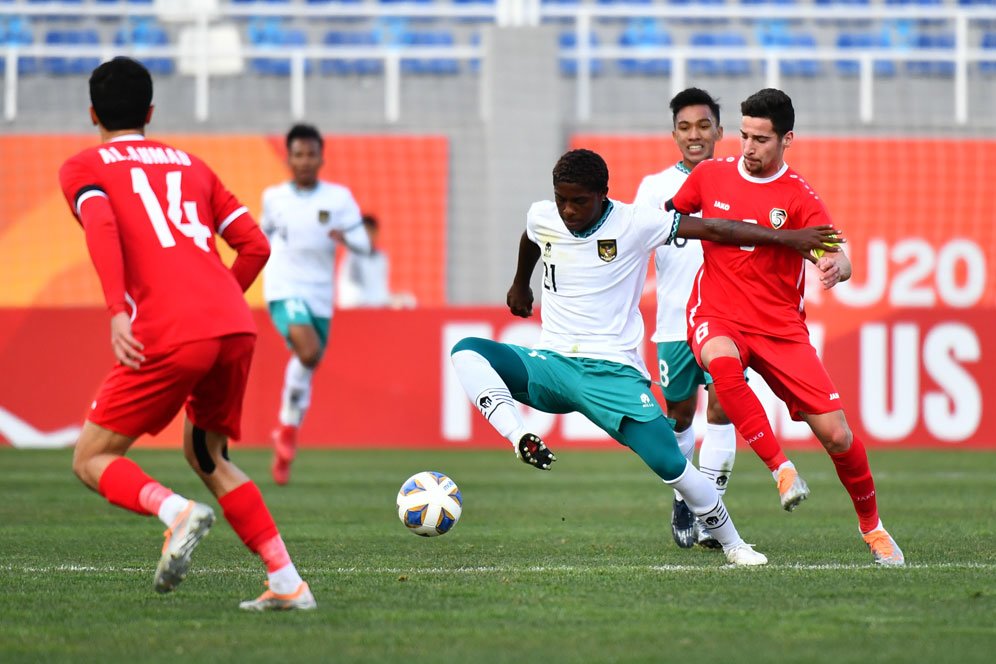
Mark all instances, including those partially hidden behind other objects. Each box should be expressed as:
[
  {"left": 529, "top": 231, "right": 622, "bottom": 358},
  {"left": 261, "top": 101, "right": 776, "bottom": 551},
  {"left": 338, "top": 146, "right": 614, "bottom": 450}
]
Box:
[
  {"left": 59, "top": 136, "right": 257, "bottom": 352},
  {"left": 671, "top": 156, "right": 833, "bottom": 341}
]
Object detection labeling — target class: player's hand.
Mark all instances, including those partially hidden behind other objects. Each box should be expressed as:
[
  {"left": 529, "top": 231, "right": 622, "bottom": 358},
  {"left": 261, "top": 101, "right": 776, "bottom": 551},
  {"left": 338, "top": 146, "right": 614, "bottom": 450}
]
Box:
[
  {"left": 787, "top": 225, "right": 845, "bottom": 263},
  {"left": 110, "top": 312, "right": 145, "bottom": 369},
  {"left": 817, "top": 255, "right": 843, "bottom": 289},
  {"left": 506, "top": 282, "right": 534, "bottom": 318}
]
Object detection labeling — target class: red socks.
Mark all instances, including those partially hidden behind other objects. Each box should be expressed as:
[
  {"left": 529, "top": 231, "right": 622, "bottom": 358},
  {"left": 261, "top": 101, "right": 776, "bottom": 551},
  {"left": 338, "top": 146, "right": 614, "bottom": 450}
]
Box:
[
  {"left": 829, "top": 435, "right": 880, "bottom": 533},
  {"left": 708, "top": 356, "right": 788, "bottom": 472},
  {"left": 219, "top": 481, "right": 289, "bottom": 572},
  {"left": 98, "top": 457, "right": 165, "bottom": 516}
]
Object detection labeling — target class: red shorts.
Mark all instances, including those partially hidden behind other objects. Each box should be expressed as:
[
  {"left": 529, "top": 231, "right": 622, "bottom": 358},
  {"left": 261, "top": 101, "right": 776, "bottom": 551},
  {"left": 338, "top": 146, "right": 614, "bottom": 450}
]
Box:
[
  {"left": 88, "top": 334, "right": 255, "bottom": 440},
  {"left": 689, "top": 318, "right": 840, "bottom": 420}
]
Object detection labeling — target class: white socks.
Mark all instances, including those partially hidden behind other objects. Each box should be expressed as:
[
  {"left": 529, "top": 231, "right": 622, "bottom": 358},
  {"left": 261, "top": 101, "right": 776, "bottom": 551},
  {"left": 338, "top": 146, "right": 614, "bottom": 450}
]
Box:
[
  {"left": 268, "top": 562, "right": 304, "bottom": 595},
  {"left": 451, "top": 350, "right": 526, "bottom": 446},
  {"left": 158, "top": 494, "right": 189, "bottom": 527},
  {"left": 279, "top": 356, "right": 314, "bottom": 427},
  {"left": 699, "top": 423, "right": 736, "bottom": 496},
  {"left": 672, "top": 427, "right": 696, "bottom": 501},
  {"left": 664, "top": 462, "right": 743, "bottom": 549}
]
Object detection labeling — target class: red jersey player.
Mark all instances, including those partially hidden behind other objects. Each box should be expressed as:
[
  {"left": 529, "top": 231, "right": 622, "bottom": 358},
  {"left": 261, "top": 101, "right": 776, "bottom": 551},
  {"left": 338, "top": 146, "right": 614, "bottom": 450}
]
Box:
[
  {"left": 59, "top": 57, "right": 317, "bottom": 609},
  {"left": 668, "top": 88, "right": 904, "bottom": 566}
]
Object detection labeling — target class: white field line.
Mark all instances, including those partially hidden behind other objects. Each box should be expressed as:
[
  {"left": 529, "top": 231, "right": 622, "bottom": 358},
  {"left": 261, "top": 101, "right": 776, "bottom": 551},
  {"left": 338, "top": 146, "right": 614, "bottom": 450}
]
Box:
[{"left": 2, "top": 562, "right": 994, "bottom": 575}]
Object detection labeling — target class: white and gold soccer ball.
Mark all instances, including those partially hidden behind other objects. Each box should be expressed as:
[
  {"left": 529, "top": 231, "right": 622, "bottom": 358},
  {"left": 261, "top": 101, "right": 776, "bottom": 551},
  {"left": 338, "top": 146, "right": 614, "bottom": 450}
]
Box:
[{"left": 396, "top": 471, "right": 462, "bottom": 537}]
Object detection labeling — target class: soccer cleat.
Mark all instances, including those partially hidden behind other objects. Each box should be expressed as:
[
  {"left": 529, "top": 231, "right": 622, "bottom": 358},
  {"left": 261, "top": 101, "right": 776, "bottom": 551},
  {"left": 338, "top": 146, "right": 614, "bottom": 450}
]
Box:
[
  {"left": 776, "top": 465, "right": 810, "bottom": 512},
  {"left": 670, "top": 498, "right": 696, "bottom": 549},
  {"left": 239, "top": 581, "right": 317, "bottom": 612},
  {"left": 862, "top": 528, "right": 905, "bottom": 566},
  {"left": 694, "top": 517, "right": 722, "bottom": 550},
  {"left": 271, "top": 425, "right": 298, "bottom": 486},
  {"left": 516, "top": 433, "right": 556, "bottom": 470},
  {"left": 154, "top": 501, "right": 215, "bottom": 594},
  {"left": 724, "top": 542, "right": 768, "bottom": 566}
]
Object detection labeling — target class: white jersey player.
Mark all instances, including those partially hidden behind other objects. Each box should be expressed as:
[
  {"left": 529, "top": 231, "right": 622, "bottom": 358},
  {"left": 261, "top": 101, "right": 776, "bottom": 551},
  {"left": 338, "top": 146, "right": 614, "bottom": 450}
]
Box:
[
  {"left": 633, "top": 88, "right": 737, "bottom": 551},
  {"left": 447, "top": 149, "right": 838, "bottom": 566},
  {"left": 261, "top": 124, "right": 371, "bottom": 485}
]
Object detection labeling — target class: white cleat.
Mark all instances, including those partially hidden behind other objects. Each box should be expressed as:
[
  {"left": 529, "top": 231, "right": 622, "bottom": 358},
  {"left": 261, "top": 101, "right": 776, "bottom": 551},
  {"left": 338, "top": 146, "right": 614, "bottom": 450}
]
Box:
[
  {"left": 239, "top": 581, "right": 317, "bottom": 612},
  {"left": 154, "top": 501, "right": 215, "bottom": 593},
  {"left": 862, "top": 528, "right": 905, "bottom": 566},
  {"left": 724, "top": 542, "right": 768, "bottom": 566},
  {"left": 776, "top": 465, "right": 810, "bottom": 512}
]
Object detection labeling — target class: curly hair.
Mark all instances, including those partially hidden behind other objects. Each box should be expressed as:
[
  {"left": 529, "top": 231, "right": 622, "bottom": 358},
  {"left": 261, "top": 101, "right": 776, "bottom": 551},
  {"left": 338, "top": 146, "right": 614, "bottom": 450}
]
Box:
[{"left": 552, "top": 149, "right": 609, "bottom": 193}]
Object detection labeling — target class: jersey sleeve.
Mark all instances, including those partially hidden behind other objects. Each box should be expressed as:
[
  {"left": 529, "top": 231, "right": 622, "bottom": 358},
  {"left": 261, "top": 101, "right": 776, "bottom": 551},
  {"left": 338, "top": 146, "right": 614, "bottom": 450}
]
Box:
[
  {"left": 205, "top": 163, "right": 250, "bottom": 235},
  {"left": 668, "top": 164, "right": 704, "bottom": 215},
  {"left": 630, "top": 202, "right": 680, "bottom": 251},
  {"left": 334, "top": 189, "right": 363, "bottom": 231},
  {"left": 58, "top": 154, "right": 103, "bottom": 225},
  {"left": 794, "top": 185, "right": 834, "bottom": 229}
]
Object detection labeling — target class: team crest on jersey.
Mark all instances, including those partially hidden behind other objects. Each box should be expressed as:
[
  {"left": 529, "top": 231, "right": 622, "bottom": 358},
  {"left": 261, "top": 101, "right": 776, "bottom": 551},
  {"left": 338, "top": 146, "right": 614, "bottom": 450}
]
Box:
[
  {"left": 597, "top": 239, "right": 617, "bottom": 262},
  {"left": 769, "top": 208, "right": 788, "bottom": 229},
  {"left": 318, "top": 210, "right": 331, "bottom": 224}
]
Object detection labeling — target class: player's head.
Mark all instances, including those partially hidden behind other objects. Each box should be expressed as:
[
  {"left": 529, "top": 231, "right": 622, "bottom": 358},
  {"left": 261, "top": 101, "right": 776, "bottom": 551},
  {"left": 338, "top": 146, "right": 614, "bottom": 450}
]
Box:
[
  {"left": 669, "top": 88, "right": 723, "bottom": 169},
  {"left": 361, "top": 214, "right": 379, "bottom": 244},
  {"left": 739, "top": 88, "right": 795, "bottom": 178},
  {"left": 552, "top": 149, "right": 609, "bottom": 234},
  {"left": 285, "top": 123, "right": 324, "bottom": 189},
  {"left": 89, "top": 57, "right": 153, "bottom": 132}
]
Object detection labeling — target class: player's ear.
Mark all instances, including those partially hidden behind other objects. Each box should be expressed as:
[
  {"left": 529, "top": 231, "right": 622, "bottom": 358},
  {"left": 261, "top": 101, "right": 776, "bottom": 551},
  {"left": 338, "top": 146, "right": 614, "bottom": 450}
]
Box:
[
  {"left": 89, "top": 106, "right": 99, "bottom": 127},
  {"left": 145, "top": 105, "right": 154, "bottom": 126},
  {"left": 716, "top": 125, "right": 724, "bottom": 140},
  {"left": 783, "top": 130, "right": 794, "bottom": 149}
]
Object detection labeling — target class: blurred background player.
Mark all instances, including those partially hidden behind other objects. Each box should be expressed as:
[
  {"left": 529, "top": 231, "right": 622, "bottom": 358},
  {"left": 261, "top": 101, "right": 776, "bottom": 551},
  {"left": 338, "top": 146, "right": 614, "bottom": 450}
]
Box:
[
  {"left": 337, "top": 214, "right": 418, "bottom": 309},
  {"left": 58, "top": 57, "right": 315, "bottom": 610},
  {"left": 450, "top": 149, "right": 840, "bottom": 566},
  {"left": 669, "top": 88, "right": 904, "bottom": 566},
  {"left": 261, "top": 124, "right": 371, "bottom": 485},
  {"left": 633, "top": 87, "right": 736, "bottom": 551}
]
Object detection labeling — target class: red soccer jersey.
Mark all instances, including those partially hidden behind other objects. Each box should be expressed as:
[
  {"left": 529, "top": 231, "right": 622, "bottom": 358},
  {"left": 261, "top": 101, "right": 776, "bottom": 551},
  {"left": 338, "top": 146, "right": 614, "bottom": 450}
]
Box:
[
  {"left": 671, "top": 156, "right": 833, "bottom": 340},
  {"left": 59, "top": 136, "right": 258, "bottom": 352}
]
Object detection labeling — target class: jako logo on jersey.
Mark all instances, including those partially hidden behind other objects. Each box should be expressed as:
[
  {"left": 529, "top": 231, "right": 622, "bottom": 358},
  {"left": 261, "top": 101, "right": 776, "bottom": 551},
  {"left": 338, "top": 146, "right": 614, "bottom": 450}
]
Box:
[
  {"left": 714, "top": 200, "right": 730, "bottom": 211},
  {"left": 318, "top": 210, "right": 330, "bottom": 223},
  {"left": 597, "top": 239, "right": 618, "bottom": 262},
  {"left": 769, "top": 208, "right": 788, "bottom": 229},
  {"left": 829, "top": 392, "right": 840, "bottom": 400}
]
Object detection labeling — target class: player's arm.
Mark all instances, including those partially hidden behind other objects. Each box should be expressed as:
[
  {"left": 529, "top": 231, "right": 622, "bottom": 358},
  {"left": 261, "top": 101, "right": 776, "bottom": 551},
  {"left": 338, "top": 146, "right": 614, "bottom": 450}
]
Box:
[
  {"left": 222, "top": 214, "right": 270, "bottom": 291},
  {"left": 507, "top": 231, "right": 540, "bottom": 318},
  {"left": 817, "top": 250, "right": 851, "bottom": 289},
  {"left": 330, "top": 221, "right": 372, "bottom": 255}
]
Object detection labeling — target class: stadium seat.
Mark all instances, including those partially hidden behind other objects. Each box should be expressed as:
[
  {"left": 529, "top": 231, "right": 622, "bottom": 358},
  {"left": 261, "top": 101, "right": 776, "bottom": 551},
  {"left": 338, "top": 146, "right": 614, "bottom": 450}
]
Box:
[
  {"left": 42, "top": 29, "right": 101, "bottom": 76},
  {"left": 451, "top": 0, "right": 496, "bottom": 24},
  {"left": 688, "top": 31, "right": 752, "bottom": 76},
  {"left": 665, "top": 0, "right": 729, "bottom": 27},
  {"left": 559, "top": 30, "right": 604, "bottom": 76},
  {"left": 541, "top": 0, "right": 581, "bottom": 24},
  {"left": 399, "top": 30, "right": 461, "bottom": 75},
  {"left": 617, "top": 19, "right": 672, "bottom": 76},
  {"left": 834, "top": 31, "right": 897, "bottom": 77},
  {"left": 27, "top": 0, "right": 84, "bottom": 22},
  {"left": 247, "top": 19, "right": 311, "bottom": 76},
  {"left": 115, "top": 18, "right": 174, "bottom": 76},
  {"left": 759, "top": 29, "right": 822, "bottom": 77},
  {"left": 980, "top": 31, "right": 996, "bottom": 74},
  {"left": 0, "top": 16, "right": 39, "bottom": 75},
  {"left": 813, "top": 0, "right": 873, "bottom": 28},
  {"left": 321, "top": 30, "right": 382, "bottom": 75},
  {"left": 905, "top": 32, "right": 954, "bottom": 77}
]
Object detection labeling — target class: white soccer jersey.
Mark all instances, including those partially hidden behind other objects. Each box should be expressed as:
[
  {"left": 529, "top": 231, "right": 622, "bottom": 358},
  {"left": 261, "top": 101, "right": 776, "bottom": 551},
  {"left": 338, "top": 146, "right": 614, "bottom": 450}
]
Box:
[
  {"left": 526, "top": 199, "right": 679, "bottom": 378},
  {"left": 260, "top": 180, "right": 367, "bottom": 318},
  {"left": 634, "top": 162, "right": 704, "bottom": 343}
]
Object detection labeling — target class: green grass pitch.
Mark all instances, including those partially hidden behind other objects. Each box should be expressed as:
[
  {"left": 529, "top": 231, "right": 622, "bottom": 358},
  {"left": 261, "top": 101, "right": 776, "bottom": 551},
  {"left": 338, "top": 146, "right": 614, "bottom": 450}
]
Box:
[{"left": 2, "top": 447, "right": 995, "bottom": 663}]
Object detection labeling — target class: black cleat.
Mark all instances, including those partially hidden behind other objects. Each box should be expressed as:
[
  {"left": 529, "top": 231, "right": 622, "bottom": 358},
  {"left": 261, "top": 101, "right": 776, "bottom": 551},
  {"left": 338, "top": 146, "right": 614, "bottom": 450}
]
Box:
[
  {"left": 694, "top": 517, "right": 723, "bottom": 550},
  {"left": 670, "top": 498, "right": 695, "bottom": 549},
  {"left": 517, "top": 433, "right": 556, "bottom": 470}
]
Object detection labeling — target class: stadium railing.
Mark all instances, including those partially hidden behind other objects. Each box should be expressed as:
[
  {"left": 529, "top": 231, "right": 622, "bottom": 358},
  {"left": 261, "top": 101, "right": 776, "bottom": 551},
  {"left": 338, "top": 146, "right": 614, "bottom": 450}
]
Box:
[{"left": 2, "top": 1, "right": 995, "bottom": 125}]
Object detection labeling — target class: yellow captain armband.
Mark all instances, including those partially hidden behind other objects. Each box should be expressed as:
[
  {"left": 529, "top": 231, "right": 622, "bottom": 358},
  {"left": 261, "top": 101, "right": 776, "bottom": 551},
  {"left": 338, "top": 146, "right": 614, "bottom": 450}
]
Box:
[{"left": 811, "top": 234, "right": 840, "bottom": 260}]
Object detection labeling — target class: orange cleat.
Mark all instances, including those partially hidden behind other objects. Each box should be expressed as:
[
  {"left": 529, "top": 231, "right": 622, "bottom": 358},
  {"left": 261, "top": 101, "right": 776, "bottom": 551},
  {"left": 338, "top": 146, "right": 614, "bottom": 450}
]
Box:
[
  {"left": 239, "top": 581, "right": 317, "bottom": 611},
  {"left": 154, "top": 501, "right": 215, "bottom": 593},
  {"left": 863, "top": 528, "right": 905, "bottom": 566},
  {"left": 271, "top": 425, "right": 298, "bottom": 486},
  {"left": 776, "top": 464, "right": 810, "bottom": 512}
]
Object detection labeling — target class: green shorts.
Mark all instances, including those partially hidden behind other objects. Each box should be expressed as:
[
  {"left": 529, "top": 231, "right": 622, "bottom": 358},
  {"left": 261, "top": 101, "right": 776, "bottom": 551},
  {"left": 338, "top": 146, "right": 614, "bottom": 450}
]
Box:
[
  {"left": 508, "top": 346, "right": 665, "bottom": 443},
  {"left": 656, "top": 341, "right": 711, "bottom": 403},
  {"left": 267, "top": 299, "right": 331, "bottom": 349}
]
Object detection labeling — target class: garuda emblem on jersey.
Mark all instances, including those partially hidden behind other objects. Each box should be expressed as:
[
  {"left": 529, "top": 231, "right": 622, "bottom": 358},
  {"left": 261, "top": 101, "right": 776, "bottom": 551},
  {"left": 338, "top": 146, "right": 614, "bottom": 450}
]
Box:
[
  {"left": 597, "top": 239, "right": 617, "bottom": 262},
  {"left": 769, "top": 208, "right": 787, "bottom": 229},
  {"left": 318, "top": 210, "right": 331, "bottom": 224}
]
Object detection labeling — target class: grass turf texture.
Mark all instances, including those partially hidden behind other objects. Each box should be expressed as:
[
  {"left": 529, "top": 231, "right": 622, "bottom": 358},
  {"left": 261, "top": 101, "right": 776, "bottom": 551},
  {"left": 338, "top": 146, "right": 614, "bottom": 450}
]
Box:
[{"left": 2, "top": 448, "right": 994, "bottom": 663}]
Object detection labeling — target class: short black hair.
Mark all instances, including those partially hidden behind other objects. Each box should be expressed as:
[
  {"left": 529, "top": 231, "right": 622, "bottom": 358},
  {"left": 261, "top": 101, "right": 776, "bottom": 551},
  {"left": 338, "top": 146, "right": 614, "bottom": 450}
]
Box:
[
  {"left": 552, "top": 149, "right": 608, "bottom": 193},
  {"left": 89, "top": 57, "right": 153, "bottom": 131},
  {"left": 286, "top": 123, "right": 324, "bottom": 151},
  {"left": 361, "top": 214, "right": 378, "bottom": 230},
  {"left": 670, "top": 87, "right": 720, "bottom": 126},
  {"left": 740, "top": 88, "right": 795, "bottom": 137}
]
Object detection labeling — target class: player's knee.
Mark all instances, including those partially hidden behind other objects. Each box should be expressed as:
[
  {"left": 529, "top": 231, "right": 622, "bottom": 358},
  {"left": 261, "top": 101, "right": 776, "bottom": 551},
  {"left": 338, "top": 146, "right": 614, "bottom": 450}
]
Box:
[
  {"left": 818, "top": 422, "right": 852, "bottom": 454},
  {"left": 298, "top": 347, "right": 322, "bottom": 369},
  {"left": 450, "top": 336, "right": 492, "bottom": 357}
]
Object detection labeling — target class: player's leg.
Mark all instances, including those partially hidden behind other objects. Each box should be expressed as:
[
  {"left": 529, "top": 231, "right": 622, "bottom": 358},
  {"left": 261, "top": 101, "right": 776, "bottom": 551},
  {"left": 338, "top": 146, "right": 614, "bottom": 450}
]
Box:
[
  {"left": 804, "top": 410, "right": 904, "bottom": 566},
  {"left": 656, "top": 341, "right": 700, "bottom": 549},
  {"left": 185, "top": 334, "right": 317, "bottom": 608},
  {"left": 619, "top": 417, "right": 766, "bottom": 566},
  {"left": 691, "top": 320, "right": 806, "bottom": 511},
  {"left": 450, "top": 337, "right": 556, "bottom": 469}
]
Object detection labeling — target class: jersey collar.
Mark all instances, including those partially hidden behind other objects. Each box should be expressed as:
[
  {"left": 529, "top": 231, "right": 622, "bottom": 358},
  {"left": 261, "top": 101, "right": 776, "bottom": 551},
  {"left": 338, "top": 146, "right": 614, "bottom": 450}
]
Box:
[
  {"left": 571, "top": 200, "right": 614, "bottom": 238},
  {"left": 108, "top": 133, "right": 145, "bottom": 143},
  {"left": 675, "top": 161, "right": 692, "bottom": 175},
  {"left": 737, "top": 156, "right": 788, "bottom": 183}
]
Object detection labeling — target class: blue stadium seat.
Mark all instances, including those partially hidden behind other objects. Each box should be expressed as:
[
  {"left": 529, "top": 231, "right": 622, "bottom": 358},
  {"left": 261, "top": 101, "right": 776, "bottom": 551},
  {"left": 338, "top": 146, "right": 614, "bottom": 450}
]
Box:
[
  {"left": 834, "top": 31, "right": 896, "bottom": 76},
  {"left": 617, "top": 19, "right": 672, "bottom": 75},
  {"left": 321, "top": 30, "right": 382, "bottom": 75},
  {"left": 115, "top": 18, "right": 174, "bottom": 75},
  {"left": 399, "top": 30, "right": 461, "bottom": 75},
  {"left": 759, "top": 29, "right": 822, "bottom": 77},
  {"left": 559, "top": 30, "right": 604, "bottom": 76},
  {"left": 42, "top": 29, "right": 101, "bottom": 76},
  {"left": 980, "top": 32, "right": 996, "bottom": 73},
  {"left": 814, "top": 0, "right": 873, "bottom": 28},
  {"left": 27, "top": 0, "right": 85, "bottom": 22},
  {"left": 452, "top": 0, "right": 496, "bottom": 24},
  {"left": 248, "top": 19, "right": 312, "bottom": 76},
  {"left": 906, "top": 33, "right": 954, "bottom": 76},
  {"left": 666, "top": 0, "right": 729, "bottom": 27},
  {"left": 688, "top": 31, "right": 752, "bottom": 76},
  {"left": 541, "top": 0, "right": 581, "bottom": 24},
  {"left": 0, "top": 16, "right": 39, "bottom": 75}
]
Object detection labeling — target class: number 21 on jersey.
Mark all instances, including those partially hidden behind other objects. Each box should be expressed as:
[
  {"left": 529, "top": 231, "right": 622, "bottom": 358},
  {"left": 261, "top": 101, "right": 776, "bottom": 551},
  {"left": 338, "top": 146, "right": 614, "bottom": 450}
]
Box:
[{"left": 131, "top": 168, "right": 211, "bottom": 252}]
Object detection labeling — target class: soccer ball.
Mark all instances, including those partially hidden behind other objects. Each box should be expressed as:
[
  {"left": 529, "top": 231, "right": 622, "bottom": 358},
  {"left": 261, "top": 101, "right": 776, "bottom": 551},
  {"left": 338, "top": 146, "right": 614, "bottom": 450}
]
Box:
[{"left": 396, "top": 471, "right": 462, "bottom": 537}]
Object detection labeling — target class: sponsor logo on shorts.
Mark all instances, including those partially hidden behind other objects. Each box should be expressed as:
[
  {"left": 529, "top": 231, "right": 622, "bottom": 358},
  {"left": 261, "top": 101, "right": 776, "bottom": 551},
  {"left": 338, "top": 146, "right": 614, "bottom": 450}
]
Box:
[
  {"left": 597, "top": 239, "right": 617, "bottom": 262},
  {"left": 640, "top": 393, "right": 654, "bottom": 408}
]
